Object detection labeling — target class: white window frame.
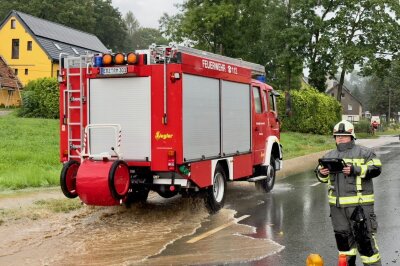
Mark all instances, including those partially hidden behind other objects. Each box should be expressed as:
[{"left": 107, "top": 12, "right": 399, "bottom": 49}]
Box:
[{"left": 348, "top": 104, "right": 352, "bottom": 111}]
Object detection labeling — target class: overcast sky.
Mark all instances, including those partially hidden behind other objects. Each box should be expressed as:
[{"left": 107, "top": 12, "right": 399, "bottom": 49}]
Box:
[{"left": 112, "top": 0, "right": 184, "bottom": 29}]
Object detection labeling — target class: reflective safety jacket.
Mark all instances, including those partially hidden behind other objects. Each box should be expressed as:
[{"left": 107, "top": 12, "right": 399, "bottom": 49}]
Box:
[{"left": 318, "top": 140, "right": 382, "bottom": 207}]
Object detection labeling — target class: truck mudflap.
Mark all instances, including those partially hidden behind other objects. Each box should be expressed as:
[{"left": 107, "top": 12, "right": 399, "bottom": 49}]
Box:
[{"left": 75, "top": 160, "right": 130, "bottom": 206}]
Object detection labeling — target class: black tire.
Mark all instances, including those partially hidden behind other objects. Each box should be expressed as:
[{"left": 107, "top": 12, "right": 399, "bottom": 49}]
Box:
[
  {"left": 205, "top": 164, "right": 227, "bottom": 214},
  {"left": 124, "top": 173, "right": 153, "bottom": 207},
  {"left": 255, "top": 156, "right": 276, "bottom": 193},
  {"left": 125, "top": 188, "right": 150, "bottom": 206},
  {"left": 108, "top": 160, "right": 130, "bottom": 200},
  {"left": 60, "top": 160, "right": 80, "bottom": 198}
]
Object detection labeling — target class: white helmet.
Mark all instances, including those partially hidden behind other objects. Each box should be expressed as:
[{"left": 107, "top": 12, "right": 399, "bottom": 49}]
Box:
[{"left": 333, "top": 120, "right": 356, "bottom": 139}]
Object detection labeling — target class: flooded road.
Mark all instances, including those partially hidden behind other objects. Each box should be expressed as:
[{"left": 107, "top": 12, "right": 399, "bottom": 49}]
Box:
[{"left": 0, "top": 189, "right": 282, "bottom": 266}]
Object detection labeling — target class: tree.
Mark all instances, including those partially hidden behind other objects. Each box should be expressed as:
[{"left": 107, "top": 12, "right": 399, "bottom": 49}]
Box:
[
  {"left": 365, "top": 59, "right": 400, "bottom": 118},
  {"left": 124, "top": 11, "right": 139, "bottom": 36},
  {"left": 301, "top": 0, "right": 339, "bottom": 92},
  {"left": 327, "top": 1, "right": 400, "bottom": 102},
  {"left": 123, "top": 12, "right": 167, "bottom": 51}
]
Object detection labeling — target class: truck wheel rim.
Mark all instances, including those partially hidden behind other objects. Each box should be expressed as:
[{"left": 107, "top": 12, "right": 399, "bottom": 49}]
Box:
[
  {"left": 113, "top": 164, "right": 130, "bottom": 196},
  {"left": 213, "top": 173, "right": 224, "bottom": 203},
  {"left": 66, "top": 164, "right": 78, "bottom": 194}
]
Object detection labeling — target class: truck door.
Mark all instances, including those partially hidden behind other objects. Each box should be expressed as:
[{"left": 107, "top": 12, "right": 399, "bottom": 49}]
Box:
[
  {"left": 252, "top": 86, "right": 267, "bottom": 165},
  {"left": 266, "top": 90, "right": 280, "bottom": 139}
]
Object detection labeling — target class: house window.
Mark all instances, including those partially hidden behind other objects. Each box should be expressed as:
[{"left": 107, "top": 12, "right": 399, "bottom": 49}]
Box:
[
  {"left": 14, "top": 69, "right": 18, "bottom": 75},
  {"left": 25, "top": 69, "right": 28, "bottom": 75},
  {"left": 72, "top": 47, "right": 79, "bottom": 55},
  {"left": 12, "top": 39, "right": 19, "bottom": 59},
  {"left": 11, "top": 19, "right": 16, "bottom": 29},
  {"left": 331, "top": 93, "right": 334, "bottom": 97},
  {"left": 348, "top": 104, "right": 352, "bottom": 111},
  {"left": 54, "top": 42, "right": 62, "bottom": 50},
  {"left": 27, "top": 41, "right": 32, "bottom": 51}
]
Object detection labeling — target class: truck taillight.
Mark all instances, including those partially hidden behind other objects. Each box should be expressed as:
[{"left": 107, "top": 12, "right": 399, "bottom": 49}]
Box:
[
  {"left": 127, "top": 53, "right": 138, "bottom": 64},
  {"left": 167, "top": 150, "right": 176, "bottom": 171},
  {"left": 102, "top": 54, "right": 113, "bottom": 65},
  {"left": 114, "top": 53, "right": 125, "bottom": 64}
]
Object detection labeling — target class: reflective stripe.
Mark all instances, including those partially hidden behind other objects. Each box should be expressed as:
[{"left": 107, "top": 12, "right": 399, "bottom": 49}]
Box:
[
  {"left": 360, "top": 165, "right": 367, "bottom": 178},
  {"left": 367, "top": 159, "right": 382, "bottom": 167},
  {"left": 339, "top": 248, "right": 357, "bottom": 256},
  {"left": 372, "top": 234, "right": 380, "bottom": 252},
  {"left": 328, "top": 194, "right": 374, "bottom": 205},
  {"left": 360, "top": 253, "right": 380, "bottom": 264},
  {"left": 343, "top": 158, "right": 364, "bottom": 165},
  {"left": 356, "top": 175, "right": 362, "bottom": 196}
]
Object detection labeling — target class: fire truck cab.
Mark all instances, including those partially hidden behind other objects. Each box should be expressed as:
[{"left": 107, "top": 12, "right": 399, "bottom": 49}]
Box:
[{"left": 59, "top": 44, "right": 283, "bottom": 213}]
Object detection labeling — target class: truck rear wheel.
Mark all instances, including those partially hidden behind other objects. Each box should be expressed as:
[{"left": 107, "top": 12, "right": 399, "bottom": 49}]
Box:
[
  {"left": 205, "top": 164, "right": 226, "bottom": 214},
  {"left": 60, "top": 160, "right": 79, "bottom": 198},
  {"left": 255, "top": 156, "right": 276, "bottom": 193}
]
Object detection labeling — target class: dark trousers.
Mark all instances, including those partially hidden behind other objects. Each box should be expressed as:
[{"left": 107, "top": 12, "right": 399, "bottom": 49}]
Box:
[{"left": 330, "top": 205, "right": 381, "bottom": 266}]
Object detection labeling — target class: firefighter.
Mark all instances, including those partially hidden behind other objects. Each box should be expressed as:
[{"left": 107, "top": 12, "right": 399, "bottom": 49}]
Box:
[
  {"left": 317, "top": 120, "right": 382, "bottom": 266},
  {"left": 371, "top": 120, "right": 378, "bottom": 136}
]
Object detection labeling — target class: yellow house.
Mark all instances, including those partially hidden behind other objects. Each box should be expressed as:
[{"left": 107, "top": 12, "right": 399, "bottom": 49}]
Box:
[{"left": 0, "top": 10, "right": 108, "bottom": 87}]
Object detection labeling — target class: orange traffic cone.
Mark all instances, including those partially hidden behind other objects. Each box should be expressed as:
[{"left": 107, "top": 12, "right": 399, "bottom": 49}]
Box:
[
  {"left": 306, "top": 253, "right": 324, "bottom": 266},
  {"left": 338, "top": 254, "right": 347, "bottom": 266}
]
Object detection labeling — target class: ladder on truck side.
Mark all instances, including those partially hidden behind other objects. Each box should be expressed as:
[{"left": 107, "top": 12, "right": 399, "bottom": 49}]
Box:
[{"left": 59, "top": 54, "right": 93, "bottom": 161}]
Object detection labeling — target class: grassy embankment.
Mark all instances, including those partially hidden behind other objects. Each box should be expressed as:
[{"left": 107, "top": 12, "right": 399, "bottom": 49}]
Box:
[
  {"left": 0, "top": 111, "right": 59, "bottom": 190},
  {"left": 2, "top": 111, "right": 384, "bottom": 190}
]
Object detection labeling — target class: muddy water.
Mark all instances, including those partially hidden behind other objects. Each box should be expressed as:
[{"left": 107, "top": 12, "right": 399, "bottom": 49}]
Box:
[{"left": 0, "top": 190, "right": 283, "bottom": 265}]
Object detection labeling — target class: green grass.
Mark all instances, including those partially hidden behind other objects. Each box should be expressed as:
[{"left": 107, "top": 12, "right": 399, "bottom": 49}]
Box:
[
  {"left": 0, "top": 111, "right": 60, "bottom": 190},
  {"left": 377, "top": 128, "right": 400, "bottom": 136},
  {"left": 33, "top": 198, "right": 82, "bottom": 213},
  {"left": 281, "top": 132, "right": 335, "bottom": 159}
]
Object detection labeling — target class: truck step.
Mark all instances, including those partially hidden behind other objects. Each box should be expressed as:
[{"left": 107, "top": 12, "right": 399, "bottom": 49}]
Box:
[{"left": 247, "top": 175, "right": 268, "bottom": 182}]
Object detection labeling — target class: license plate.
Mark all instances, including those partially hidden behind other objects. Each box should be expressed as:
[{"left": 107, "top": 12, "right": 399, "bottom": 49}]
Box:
[{"left": 100, "top": 67, "right": 127, "bottom": 75}]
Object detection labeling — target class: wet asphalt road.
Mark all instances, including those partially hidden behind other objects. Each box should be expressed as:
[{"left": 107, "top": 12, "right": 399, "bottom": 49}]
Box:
[
  {"left": 156, "top": 141, "right": 400, "bottom": 266},
  {"left": 234, "top": 142, "right": 400, "bottom": 265}
]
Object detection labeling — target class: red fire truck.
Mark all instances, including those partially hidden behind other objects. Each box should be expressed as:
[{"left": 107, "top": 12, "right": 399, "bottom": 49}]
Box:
[{"left": 59, "top": 44, "right": 282, "bottom": 213}]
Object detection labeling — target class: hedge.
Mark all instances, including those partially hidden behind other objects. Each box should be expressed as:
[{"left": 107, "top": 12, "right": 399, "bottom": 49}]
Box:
[
  {"left": 277, "top": 87, "right": 342, "bottom": 135},
  {"left": 18, "top": 78, "right": 59, "bottom": 119}
]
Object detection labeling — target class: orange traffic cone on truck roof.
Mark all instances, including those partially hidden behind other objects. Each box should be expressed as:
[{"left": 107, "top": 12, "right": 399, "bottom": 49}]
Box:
[
  {"left": 306, "top": 253, "right": 324, "bottom": 266},
  {"left": 338, "top": 254, "right": 348, "bottom": 266}
]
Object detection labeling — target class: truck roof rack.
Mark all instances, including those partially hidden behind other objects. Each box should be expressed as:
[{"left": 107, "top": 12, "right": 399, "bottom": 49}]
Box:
[{"left": 149, "top": 43, "right": 266, "bottom": 76}]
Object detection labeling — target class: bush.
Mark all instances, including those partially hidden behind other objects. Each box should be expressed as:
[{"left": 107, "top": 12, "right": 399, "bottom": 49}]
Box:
[
  {"left": 18, "top": 78, "right": 59, "bottom": 119},
  {"left": 277, "top": 87, "right": 342, "bottom": 135},
  {"left": 354, "top": 119, "right": 372, "bottom": 134}
]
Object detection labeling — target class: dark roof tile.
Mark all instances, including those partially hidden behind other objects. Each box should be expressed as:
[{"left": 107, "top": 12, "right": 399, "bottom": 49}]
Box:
[{"left": 15, "top": 11, "right": 108, "bottom": 53}]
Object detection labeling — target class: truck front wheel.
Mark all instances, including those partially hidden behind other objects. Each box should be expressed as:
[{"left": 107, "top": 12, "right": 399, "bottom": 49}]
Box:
[
  {"left": 205, "top": 164, "right": 226, "bottom": 214},
  {"left": 255, "top": 156, "right": 276, "bottom": 193}
]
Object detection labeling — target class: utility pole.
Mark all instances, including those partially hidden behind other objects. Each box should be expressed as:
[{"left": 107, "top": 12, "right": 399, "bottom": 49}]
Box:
[{"left": 388, "top": 86, "right": 391, "bottom": 122}]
